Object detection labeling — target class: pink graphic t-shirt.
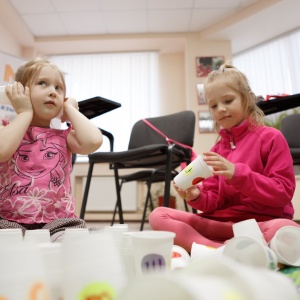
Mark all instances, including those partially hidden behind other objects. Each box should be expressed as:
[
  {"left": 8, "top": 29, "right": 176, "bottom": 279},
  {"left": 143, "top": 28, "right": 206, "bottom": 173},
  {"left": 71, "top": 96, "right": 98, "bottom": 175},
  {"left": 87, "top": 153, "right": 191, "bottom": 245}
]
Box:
[{"left": 0, "top": 126, "right": 76, "bottom": 224}]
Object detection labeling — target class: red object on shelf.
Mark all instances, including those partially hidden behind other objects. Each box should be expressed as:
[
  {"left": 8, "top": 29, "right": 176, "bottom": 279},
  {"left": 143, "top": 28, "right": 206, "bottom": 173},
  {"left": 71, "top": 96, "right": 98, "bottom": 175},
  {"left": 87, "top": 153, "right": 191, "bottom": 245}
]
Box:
[
  {"left": 158, "top": 196, "right": 176, "bottom": 209},
  {"left": 266, "top": 94, "right": 290, "bottom": 101}
]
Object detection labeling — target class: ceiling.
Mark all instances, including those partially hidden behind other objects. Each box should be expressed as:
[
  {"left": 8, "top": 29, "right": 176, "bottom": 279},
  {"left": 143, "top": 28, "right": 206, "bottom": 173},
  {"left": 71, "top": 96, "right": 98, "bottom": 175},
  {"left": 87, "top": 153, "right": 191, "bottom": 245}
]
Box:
[{"left": 2, "top": 0, "right": 300, "bottom": 54}]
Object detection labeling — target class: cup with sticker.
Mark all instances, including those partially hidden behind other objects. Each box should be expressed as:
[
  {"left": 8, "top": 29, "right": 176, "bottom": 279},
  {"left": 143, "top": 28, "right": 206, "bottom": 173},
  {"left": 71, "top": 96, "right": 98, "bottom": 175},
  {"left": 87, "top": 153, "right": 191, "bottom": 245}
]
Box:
[
  {"left": 130, "top": 231, "right": 175, "bottom": 277},
  {"left": 174, "top": 155, "right": 213, "bottom": 190}
]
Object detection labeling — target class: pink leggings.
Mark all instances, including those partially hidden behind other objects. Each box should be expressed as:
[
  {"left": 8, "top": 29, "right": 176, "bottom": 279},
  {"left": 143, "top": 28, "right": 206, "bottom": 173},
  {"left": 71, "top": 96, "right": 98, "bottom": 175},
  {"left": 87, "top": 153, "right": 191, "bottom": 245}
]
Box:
[{"left": 149, "top": 207, "right": 300, "bottom": 253}]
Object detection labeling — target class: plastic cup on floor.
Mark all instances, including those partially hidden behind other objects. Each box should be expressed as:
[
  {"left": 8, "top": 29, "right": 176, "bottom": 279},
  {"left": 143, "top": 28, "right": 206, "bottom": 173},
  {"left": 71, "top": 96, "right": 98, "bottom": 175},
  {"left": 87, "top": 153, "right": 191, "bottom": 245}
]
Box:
[
  {"left": 232, "top": 218, "right": 266, "bottom": 245},
  {"left": 0, "top": 228, "right": 23, "bottom": 243},
  {"left": 61, "top": 232, "right": 126, "bottom": 299},
  {"left": 61, "top": 228, "right": 89, "bottom": 243},
  {"left": 171, "top": 245, "right": 191, "bottom": 270},
  {"left": 174, "top": 155, "right": 213, "bottom": 190},
  {"left": 223, "top": 236, "right": 278, "bottom": 270},
  {"left": 104, "top": 224, "right": 129, "bottom": 248},
  {"left": 24, "top": 229, "right": 51, "bottom": 243},
  {"left": 130, "top": 231, "right": 175, "bottom": 277},
  {"left": 0, "top": 241, "right": 50, "bottom": 299},
  {"left": 190, "top": 242, "right": 224, "bottom": 261},
  {"left": 39, "top": 243, "right": 63, "bottom": 300},
  {"left": 120, "top": 232, "right": 136, "bottom": 281},
  {"left": 269, "top": 226, "right": 300, "bottom": 266}
]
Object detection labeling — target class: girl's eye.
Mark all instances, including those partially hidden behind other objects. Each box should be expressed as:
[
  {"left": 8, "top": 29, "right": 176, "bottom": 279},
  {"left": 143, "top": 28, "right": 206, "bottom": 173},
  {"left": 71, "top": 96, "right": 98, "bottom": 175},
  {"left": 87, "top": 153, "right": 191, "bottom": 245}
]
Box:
[
  {"left": 225, "top": 99, "right": 233, "bottom": 104},
  {"left": 55, "top": 85, "right": 62, "bottom": 91},
  {"left": 38, "top": 81, "right": 46, "bottom": 86},
  {"left": 210, "top": 105, "right": 217, "bottom": 109}
]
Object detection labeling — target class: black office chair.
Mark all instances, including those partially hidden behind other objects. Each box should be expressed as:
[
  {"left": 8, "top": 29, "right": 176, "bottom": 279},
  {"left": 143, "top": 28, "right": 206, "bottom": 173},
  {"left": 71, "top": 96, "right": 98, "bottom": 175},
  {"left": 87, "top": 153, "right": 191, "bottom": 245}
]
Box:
[
  {"left": 280, "top": 113, "right": 300, "bottom": 165},
  {"left": 113, "top": 168, "right": 182, "bottom": 230},
  {"left": 80, "top": 110, "right": 196, "bottom": 225}
]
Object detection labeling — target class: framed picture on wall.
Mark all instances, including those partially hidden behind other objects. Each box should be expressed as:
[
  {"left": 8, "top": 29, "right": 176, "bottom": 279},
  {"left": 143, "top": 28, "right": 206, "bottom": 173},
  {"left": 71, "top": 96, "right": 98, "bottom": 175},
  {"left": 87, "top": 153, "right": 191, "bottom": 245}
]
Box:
[
  {"left": 195, "top": 56, "right": 225, "bottom": 77},
  {"left": 198, "top": 111, "right": 215, "bottom": 133},
  {"left": 196, "top": 83, "right": 205, "bottom": 105}
]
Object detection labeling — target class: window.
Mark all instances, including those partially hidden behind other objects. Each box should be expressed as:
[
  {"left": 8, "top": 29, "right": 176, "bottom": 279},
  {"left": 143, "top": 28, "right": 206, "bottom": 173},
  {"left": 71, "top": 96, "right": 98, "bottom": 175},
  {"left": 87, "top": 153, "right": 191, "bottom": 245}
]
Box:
[
  {"left": 233, "top": 28, "right": 300, "bottom": 97},
  {"left": 50, "top": 52, "right": 159, "bottom": 153}
]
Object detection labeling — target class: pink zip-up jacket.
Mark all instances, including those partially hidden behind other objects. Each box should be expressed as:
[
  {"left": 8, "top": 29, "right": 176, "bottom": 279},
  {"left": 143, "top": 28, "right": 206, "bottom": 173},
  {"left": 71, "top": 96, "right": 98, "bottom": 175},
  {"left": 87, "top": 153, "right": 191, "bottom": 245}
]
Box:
[{"left": 188, "top": 119, "right": 296, "bottom": 222}]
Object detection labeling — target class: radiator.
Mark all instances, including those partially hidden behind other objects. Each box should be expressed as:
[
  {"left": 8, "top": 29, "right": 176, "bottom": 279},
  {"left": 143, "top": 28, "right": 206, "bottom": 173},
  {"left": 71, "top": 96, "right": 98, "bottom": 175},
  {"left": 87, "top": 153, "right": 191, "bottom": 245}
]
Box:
[{"left": 83, "top": 176, "right": 137, "bottom": 211}]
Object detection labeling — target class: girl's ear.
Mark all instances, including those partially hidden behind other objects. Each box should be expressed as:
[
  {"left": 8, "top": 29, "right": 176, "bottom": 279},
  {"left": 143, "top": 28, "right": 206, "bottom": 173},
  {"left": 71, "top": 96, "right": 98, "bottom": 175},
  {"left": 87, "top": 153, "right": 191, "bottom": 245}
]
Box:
[
  {"left": 249, "top": 91, "right": 256, "bottom": 99},
  {"left": 64, "top": 97, "right": 68, "bottom": 102}
]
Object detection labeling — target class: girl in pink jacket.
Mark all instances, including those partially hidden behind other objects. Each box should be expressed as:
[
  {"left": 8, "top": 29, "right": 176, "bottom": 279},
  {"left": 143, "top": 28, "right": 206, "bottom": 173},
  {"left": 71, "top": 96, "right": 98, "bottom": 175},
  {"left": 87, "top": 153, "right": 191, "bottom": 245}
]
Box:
[{"left": 149, "top": 63, "right": 299, "bottom": 252}]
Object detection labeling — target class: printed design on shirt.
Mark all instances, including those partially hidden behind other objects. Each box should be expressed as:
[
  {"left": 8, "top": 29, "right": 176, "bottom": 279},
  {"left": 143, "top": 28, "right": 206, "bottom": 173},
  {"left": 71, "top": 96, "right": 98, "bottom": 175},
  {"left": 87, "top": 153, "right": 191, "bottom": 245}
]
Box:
[{"left": 0, "top": 128, "right": 74, "bottom": 222}]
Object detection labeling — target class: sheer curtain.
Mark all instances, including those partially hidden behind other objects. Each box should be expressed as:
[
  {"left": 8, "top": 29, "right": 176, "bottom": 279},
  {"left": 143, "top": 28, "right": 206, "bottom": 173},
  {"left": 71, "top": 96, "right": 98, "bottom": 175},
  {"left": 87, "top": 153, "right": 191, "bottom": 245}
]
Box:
[
  {"left": 50, "top": 52, "right": 159, "bottom": 152},
  {"left": 233, "top": 28, "right": 300, "bottom": 98}
]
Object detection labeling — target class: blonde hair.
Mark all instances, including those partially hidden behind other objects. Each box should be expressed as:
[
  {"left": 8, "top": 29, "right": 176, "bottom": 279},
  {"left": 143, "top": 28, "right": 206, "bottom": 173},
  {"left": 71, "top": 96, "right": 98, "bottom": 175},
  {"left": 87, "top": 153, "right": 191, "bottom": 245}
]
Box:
[
  {"left": 15, "top": 56, "right": 66, "bottom": 97},
  {"left": 204, "top": 62, "right": 264, "bottom": 132}
]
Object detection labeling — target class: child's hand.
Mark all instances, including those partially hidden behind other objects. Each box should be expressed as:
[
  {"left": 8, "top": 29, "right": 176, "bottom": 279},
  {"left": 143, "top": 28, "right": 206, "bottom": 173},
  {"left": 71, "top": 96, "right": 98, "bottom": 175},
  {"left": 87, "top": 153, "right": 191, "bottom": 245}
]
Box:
[
  {"left": 173, "top": 182, "right": 200, "bottom": 201},
  {"left": 60, "top": 97, "right": 79, "bottom": 123},
  {"left": 203, "top": 151, "right": 235, "bottom": 180},
  {"left": 5, "top": 82, "right": 33, "bottom": 114}
]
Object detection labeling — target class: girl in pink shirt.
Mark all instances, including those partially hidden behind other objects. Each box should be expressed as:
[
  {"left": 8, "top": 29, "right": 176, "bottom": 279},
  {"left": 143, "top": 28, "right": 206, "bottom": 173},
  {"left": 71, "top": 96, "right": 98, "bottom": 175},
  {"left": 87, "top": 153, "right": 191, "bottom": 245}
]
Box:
[
  {"left": 149, "top": 63, "right": 300, "bottom": 252},
  {"left": 0, "top": 57, "right": 103, "bottom": 240}
]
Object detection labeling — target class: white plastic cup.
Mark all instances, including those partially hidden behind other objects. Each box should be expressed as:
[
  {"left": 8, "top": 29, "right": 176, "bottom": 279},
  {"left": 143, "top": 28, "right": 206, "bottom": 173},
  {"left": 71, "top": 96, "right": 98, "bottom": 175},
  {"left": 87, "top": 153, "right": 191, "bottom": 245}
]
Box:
[
  {"left": 39, "top": 243, "right": 63, "bottom": 300},
  {"left": 232, "top": 218, "right": 266, "bottom": 245},
  {"left": 174, "top": 155, "right": 213, "bottom": 190},
  {"left": 24, "top": 229, "right": 51, "bottom": 243},
  {"left": 0, "top": 228, "right": 23, "bottom": 243},
  {"left": 130, "top": 231, "right": 176, "bottom": 277},
  {"left": 190, "top": 242, "right": 224, "bottom": 261},
  {"left": 61, "top": 232, "right": 126, "bottom": 299},
  {"left": 120, "top": 232, "right": 136, "bottom": 281},
  {"left": 0, "top": 241, "right": 50, "bottom": 299},
  {"left": 171, "top": 245, "right": 191, "bottom": 270},
  {"left": 61, "top": 227, "right": 89, "bottom": 243},
  {"left": 269, "top": 226, "right": 300, "bottom": 266},
  {"left": 223, "top": 236, "right": 278, "bottom": 270},
  {"left": 0, "top": 85, "right": 11, "bottom": 105},
  {"left": 104, "top": 224, "right": 129, "bottom": 248}
]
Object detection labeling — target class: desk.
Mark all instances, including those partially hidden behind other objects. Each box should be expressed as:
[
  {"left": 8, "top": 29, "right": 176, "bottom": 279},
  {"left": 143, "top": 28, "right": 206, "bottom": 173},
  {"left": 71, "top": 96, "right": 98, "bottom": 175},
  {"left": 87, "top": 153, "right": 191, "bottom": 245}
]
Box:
[{"left": 257, "top": 93, "right": 300, "bottom": 115}]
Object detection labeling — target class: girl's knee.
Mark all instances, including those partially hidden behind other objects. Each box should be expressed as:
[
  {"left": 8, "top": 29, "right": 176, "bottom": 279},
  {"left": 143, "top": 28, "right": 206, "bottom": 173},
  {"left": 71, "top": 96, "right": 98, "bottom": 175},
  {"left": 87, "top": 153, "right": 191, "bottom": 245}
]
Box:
[
  {"left": 259, "top": 219, "right": 300, "bottom": 242},
  {"left": 148, "top": 207, "right": 173, "bottom": 229}
]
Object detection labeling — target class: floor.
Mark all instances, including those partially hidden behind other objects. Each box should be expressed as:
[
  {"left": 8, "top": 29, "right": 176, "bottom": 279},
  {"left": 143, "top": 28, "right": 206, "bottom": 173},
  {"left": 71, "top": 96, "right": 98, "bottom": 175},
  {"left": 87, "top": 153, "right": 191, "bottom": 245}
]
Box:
[{"left": 86, "top": 221, "right": 152, "bottom": 231}]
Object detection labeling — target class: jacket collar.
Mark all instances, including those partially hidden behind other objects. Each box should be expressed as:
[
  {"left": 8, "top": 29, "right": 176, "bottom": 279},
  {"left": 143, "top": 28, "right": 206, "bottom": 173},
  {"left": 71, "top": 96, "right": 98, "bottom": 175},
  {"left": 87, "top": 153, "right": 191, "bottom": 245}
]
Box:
[{"left": 219, "top": 119, "right": 250, "bottom": 139}]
